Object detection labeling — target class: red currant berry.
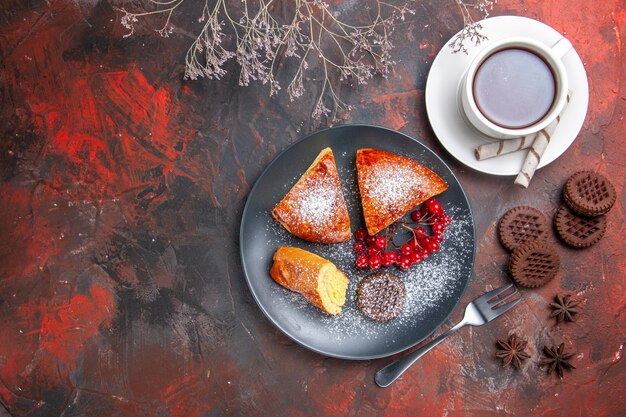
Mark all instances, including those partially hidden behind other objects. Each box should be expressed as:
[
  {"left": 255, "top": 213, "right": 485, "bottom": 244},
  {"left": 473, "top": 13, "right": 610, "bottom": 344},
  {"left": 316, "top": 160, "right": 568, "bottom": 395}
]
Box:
[
  {"left": 383, "top": 251, "right": 398, "bottom": 263},
  {"left": 414, "top": 226, "right": 427, "bottom": 238},
  {"left": 427, "top": 241, "right": 440, "bottom": 252},
  {"left": 420, "top": 249, "right": 430, "bottom": 259},
  {"left": 432, "top": 233, "right": 444, "bottom": 243},
  {"left": 356, "top": 253, "right": 369, "bottom": 268},
  {"left": 429, "top": 201, "right": 443, "bottom": 215},
  {"left": 366, "top": 235, "right": 377, "bottom": 246},
  {"left": 398, "top": 256, "right": 411, "bottom": 270},
  {"left": 409, "top": 252, "right": 422, "bottom": 264},
  {"left": 383, "top": 252, "right": 398, "bottom": 266},
  {"left": 425, "top": 197, "right": 436, "bottom": 207},
  {"left": 440, "top": 214, "right": 451, "bottom": 226},
  {"left": 375, "top": 236, "right": 387, "bottom": 248},
  {"left": 410, "top": 210, "right": 421, "bottom": 222},
  {"left": 431, "top": 223, "right": 444, "bottom": 234},
  {"left": 420, "top": 205, "right": 430, "bottom": 217},
  {"left": 353, "top": 241, "right": 366, "bottom": 252},
  {"left": 369, "top": 256, "right": 383, "bottom": 270},
  {"left": 411, "top": 239, "right": 422, "bottom": 251},
  {"left": 367, "top": 245, "right": 381, "bottom": 257},
  {"left": 401, "top": 243, "right": 413, "bottom": 256},
  {"left": 355, "top": 229, "right": 367, "bottom": 241}
]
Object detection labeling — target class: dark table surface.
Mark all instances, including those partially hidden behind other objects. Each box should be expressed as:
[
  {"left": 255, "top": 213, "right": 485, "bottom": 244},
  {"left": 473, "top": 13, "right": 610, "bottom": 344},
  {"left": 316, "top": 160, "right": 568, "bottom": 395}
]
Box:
[{"left": 1, "top": 0, "right": 624, "bottom": 416}]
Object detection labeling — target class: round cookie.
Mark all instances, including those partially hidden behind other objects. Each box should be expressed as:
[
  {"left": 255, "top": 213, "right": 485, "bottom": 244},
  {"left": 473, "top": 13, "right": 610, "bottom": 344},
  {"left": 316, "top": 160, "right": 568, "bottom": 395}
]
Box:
[
  {"left": 498, "top": 206, "right": 549, "bottom": 251},
  {"left": 554, "top": 205, "right": 607, "bottom": 248},
  {"left": 563, "top": 171, "right": 616, "bottom": 217},
  {"left": 357, "top": 271, "right": 406, "bottom": 321},
  {"left": 509, "top": 240, "right": 560, "bottom": 288}
]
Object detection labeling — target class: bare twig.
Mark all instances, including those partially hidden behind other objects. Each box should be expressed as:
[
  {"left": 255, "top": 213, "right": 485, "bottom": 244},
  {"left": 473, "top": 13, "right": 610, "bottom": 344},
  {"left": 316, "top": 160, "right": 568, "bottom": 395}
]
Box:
[
  {"left": 449, "top": 0, "right": 495, "bottom": 54},
  {"left": 115, "top": 0, "right": 492, "bottom": 120}
]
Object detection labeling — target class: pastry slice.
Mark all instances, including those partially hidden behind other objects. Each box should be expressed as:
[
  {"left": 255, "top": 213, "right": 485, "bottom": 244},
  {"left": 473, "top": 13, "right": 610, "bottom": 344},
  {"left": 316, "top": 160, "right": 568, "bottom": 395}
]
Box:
[
  {"left": 272, "top": 148, "right": 351, "bottom": 243},
  {"left": 270, "top": 246, "right": 349, "bottom": 315},
  {"left": 356, "top": 148, "right": 448, "bottom": 236}
]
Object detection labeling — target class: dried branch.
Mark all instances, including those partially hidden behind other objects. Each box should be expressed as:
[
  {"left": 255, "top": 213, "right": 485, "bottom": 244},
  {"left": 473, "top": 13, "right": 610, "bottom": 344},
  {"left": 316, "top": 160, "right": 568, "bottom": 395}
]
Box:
[
  {"left": 115, "top": 0, "right": 492, "bottom": 121},
  {"left": 449, "top": 0, "right": 495, "bottom": 54}
]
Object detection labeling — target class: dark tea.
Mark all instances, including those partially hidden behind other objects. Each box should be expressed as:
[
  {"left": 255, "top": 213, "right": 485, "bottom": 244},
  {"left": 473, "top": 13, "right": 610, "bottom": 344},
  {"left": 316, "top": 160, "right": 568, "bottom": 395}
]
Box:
[{"left": 472, "top": 48, "right": 556, "bottom": 129}]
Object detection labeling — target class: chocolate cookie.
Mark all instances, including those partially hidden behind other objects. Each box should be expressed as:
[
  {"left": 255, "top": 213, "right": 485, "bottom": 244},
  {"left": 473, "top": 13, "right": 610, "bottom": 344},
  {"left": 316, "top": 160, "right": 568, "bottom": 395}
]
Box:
[
  {"left": 357, "top": 271, "right": 406, "bottom": 321},
  {"left": 554, "top": 205, "right": 607, "bottom": 248},
  {"left": 498, "top": 206, "right": 549, "bottom": 251},
  {"left": 509, "top": 240, "right": 560, "bottom": 288},
  {"left": 563, "top": 171, "right": 616, "bottom": 217}
]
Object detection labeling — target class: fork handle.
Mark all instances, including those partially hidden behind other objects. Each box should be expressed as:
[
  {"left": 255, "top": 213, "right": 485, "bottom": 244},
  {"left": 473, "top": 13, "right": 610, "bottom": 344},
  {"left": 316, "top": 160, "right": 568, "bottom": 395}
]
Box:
[{"left": 375, "top": 320, "right": 467, "bottom": 387}]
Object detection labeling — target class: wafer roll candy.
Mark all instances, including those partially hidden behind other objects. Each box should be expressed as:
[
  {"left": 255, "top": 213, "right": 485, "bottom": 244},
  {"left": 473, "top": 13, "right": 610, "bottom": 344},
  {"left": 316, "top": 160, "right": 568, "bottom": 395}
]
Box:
[
  {"left": 515, "top": 92, "right": 571, "bottom": 188},
  {"left": 474, "top": 92, "right": 572, "bottom": 164}
]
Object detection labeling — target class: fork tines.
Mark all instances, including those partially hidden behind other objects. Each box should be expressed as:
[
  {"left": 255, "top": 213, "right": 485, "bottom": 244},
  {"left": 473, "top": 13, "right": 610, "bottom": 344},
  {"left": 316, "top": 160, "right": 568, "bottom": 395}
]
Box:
[
  {"left": 482, "top": 284, "right": 522, "bottom": 314},
  {"left": 477, "top": 284, "right": 521, "bottom": 306}
]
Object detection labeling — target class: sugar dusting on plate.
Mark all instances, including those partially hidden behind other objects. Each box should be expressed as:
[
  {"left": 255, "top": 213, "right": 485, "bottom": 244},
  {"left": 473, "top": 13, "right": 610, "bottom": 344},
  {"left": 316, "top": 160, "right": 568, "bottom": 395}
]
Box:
[{"left": 265, "top": 204, "right": 472, "bottom": 342}]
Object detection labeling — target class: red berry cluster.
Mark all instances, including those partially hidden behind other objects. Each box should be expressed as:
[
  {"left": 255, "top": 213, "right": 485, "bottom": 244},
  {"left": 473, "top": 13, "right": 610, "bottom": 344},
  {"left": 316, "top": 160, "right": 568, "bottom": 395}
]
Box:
[{"left": 353, "top": 198, "right": 451, "bottom": 271}]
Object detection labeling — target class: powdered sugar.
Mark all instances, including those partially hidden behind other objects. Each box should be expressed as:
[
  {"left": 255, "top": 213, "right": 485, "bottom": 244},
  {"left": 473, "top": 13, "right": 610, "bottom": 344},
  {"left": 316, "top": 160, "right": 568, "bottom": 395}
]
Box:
[
  {"left": 274, "top": 156, "right": 348, "bottom": 241},
  {"left": 322, "top": 206, "right": 472, "bottom": 340},
  {"left": 289, "top": 178, "right": 338, "bottom": 234},
  {"left": 264, "top": 204, "right": 473, "bottom": 342},
  {"left": 361, "top": 162, "right": 426, "bottom": 209}
]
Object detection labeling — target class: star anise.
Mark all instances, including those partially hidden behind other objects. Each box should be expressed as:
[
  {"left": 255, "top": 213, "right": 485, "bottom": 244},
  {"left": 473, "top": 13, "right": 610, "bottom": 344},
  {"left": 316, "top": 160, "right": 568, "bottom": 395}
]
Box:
[
  {"left": 550, "top": 294, "right": 580, "bottom": 323},
  {"left": 540, "top": 343, "right": 576, "bottom": 378},
  {"left": 495, "top": 333, "right": 531, "bottom": 369}
]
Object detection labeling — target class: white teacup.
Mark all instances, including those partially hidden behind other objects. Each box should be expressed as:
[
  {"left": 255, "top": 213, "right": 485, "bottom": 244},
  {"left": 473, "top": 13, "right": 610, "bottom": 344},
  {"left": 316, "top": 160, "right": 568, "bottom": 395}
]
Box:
[{"left": 460, "top": 37, "right": 572, "bottom": 139}]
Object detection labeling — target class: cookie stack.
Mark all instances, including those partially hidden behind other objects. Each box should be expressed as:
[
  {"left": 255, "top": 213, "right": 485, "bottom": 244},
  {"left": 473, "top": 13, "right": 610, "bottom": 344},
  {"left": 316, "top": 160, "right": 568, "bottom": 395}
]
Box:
[
  {"left": 498, "top": 206, "right": 560, "bottom": 288},
  {"left": 497, "top": 171, "right": 616, "bottom": 288},
  {"left": 554, "top": 171, "right": 616, "bottom": 248}
]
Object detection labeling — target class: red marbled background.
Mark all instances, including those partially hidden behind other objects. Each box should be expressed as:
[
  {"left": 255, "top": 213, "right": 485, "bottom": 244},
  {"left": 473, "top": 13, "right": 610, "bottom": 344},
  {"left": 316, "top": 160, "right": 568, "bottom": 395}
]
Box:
[{"left": 0, "top": 0, "right": 624, "bottom": 416}]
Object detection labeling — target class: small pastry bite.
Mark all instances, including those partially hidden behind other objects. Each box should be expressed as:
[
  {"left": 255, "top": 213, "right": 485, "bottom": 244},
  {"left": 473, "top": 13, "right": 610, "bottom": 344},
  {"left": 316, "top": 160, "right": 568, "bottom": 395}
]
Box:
[
  {"left": 356, "top": 271, "right": 406, "bottom": 321},
  {"left": 272, "top": 148, "right": 351, "bottom": 243},
  {"left": 270, "top": 246, "right": 349, "bottom": 315},
  {"left": 356, "top": 148, "right": 448, "bottom": 236}
]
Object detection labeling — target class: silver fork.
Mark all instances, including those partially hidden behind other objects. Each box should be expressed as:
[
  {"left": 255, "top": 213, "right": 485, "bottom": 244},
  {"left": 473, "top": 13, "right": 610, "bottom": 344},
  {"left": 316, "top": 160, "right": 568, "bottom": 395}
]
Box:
[{"left": 375, "top": 284, "right": 521, "bottom": 388}]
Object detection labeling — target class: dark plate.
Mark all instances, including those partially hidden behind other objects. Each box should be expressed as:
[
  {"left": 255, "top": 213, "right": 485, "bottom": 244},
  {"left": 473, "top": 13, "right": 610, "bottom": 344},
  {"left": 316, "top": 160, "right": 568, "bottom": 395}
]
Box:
[{"left": 240, "top": 125, "right": 475, "bottom": 360}]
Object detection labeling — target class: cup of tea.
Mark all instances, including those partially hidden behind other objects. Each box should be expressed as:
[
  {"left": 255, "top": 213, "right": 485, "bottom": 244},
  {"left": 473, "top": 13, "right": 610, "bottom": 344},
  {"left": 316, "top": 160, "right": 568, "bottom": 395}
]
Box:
[{"left": 460, "top": 36, "right": 572, "bottom": 139}]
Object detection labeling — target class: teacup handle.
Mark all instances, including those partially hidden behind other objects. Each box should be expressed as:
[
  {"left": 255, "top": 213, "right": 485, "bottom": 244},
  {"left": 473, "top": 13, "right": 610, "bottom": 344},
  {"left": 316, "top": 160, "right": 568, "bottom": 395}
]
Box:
[{"left": 551, "top": 37, "right": 573, "bottom": 59}]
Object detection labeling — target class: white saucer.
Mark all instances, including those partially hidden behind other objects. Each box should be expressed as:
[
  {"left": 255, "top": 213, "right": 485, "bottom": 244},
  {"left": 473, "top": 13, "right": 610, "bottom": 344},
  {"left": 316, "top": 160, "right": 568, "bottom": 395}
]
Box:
[{"left": 425, "top": 16, "right": 589, "bottom": 176}]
